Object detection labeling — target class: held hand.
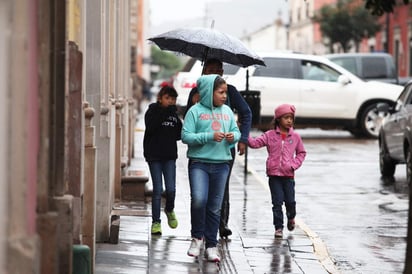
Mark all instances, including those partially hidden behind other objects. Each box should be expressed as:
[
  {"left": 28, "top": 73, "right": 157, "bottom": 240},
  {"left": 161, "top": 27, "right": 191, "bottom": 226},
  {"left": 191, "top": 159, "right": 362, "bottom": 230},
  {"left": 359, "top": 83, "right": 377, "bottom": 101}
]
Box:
[
  {"left": 225, "top": 132, "right": 234, "bottom": 143},
  {"left": 237, "top": 142, "right": 246, "bottom": 155},
  {"left": 214, "top": 132, "right": 226, "bottom": 142}
]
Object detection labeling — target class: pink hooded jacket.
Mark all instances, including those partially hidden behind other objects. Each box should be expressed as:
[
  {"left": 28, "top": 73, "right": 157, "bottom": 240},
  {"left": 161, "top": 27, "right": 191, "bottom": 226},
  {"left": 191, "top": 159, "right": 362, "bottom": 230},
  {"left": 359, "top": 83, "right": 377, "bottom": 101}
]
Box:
[{"left": 248, "top": 127, "right": 306, "bottom": 177}]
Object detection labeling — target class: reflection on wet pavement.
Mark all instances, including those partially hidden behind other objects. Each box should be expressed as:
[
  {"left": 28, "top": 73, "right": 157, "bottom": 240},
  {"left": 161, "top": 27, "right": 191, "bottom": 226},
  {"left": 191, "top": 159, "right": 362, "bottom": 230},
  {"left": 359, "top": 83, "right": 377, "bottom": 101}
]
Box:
[{"left": 95, "top": 138, "right": 329, "bottom": 273}]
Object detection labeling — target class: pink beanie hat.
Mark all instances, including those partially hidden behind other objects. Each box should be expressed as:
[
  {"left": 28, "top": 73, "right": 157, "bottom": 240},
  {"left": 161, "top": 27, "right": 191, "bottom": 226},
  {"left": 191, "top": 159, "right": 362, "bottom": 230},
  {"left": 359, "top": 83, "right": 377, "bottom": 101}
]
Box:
[{"left": 274, "top": 104, "right": 296, "bottom": 119}]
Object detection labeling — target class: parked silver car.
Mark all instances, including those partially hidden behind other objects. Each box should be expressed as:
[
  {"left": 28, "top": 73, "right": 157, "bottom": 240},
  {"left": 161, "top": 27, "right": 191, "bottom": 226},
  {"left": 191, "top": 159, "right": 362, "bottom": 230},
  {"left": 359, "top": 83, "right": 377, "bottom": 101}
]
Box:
[
  {"left": 325, "top": 52, "right": 399, "bottom": 85},
  {"left": 378, "top": 80, "right": 412, "bottom": 183}
]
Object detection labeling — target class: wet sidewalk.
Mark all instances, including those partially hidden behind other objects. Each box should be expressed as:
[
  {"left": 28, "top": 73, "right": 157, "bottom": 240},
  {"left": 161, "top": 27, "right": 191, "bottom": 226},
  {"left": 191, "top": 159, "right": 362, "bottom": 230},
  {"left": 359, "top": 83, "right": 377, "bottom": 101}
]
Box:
[{"left": 95, "top": 112, "right": 334, "bottom": 274}]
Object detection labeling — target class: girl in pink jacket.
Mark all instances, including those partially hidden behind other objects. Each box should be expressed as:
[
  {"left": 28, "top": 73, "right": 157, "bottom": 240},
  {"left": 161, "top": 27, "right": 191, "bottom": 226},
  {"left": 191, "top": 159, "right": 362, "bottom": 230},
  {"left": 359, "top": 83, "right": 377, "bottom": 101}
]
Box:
[{"left": 248, "top": 104, "right": 306, "bottom": 238}]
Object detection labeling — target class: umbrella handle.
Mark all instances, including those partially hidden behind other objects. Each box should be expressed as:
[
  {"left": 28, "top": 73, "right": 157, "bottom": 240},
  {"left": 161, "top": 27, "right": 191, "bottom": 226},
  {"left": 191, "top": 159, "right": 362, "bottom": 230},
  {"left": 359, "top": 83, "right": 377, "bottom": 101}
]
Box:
[{"left": 246, "top": 69, "right": 249, "bottom": 91}]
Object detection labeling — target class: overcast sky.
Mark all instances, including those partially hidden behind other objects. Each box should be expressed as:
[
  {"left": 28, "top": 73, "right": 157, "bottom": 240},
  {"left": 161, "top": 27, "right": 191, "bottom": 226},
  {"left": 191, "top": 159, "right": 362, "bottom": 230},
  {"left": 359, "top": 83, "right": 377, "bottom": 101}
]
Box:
[
  {"left": 149, "top": 0, "right": 229, "bottom": 26},
  {"left": 148, "top": 0, "right": 289, "bottom": 39}
]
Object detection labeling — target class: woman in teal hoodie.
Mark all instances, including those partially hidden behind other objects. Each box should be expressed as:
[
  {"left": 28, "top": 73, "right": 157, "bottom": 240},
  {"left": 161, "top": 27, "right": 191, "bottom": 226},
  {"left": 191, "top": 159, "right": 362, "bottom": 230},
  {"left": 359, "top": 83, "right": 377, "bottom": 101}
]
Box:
[{"left": 182, "top": 74, "right": 240, "bottom": 262}]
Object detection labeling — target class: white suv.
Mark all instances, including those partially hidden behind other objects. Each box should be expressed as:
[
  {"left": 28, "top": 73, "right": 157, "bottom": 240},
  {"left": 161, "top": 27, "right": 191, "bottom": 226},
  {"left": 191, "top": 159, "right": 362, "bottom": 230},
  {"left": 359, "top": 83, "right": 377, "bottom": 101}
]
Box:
[{"left": 229, "top": 52, "right": 404, "bottom": 138}]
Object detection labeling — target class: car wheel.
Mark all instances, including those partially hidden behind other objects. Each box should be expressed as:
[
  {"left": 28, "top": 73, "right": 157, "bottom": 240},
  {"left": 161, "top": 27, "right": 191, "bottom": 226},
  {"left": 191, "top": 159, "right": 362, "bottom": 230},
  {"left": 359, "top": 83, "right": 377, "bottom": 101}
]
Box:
[
  {"left": 379, "top": 135, "right": 396, "bottom": 177},
  {"left": 406, "top": 146, "right": 412, "bottom": 186},
  {"left": 359, "top": 103, "right": 390, "bottom": 138}
]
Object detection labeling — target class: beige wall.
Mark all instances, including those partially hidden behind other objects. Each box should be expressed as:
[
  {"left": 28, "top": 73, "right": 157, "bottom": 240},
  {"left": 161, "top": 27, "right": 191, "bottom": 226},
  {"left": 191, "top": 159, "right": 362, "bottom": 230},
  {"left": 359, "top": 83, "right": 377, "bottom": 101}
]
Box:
[{"left": 289, "top": 0, "right": 315, "bottom": 54}]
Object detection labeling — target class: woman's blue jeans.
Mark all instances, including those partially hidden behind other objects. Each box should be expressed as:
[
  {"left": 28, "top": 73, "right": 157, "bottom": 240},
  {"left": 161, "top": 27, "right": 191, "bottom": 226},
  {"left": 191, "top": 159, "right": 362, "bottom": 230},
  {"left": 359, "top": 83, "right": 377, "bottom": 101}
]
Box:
[
  {"left": 268, "top": 176, "right": 296, "bottom": 230},
  {"left": 148, "top": 160, "right": 176, "bottom": 223},
  {"left": 188, "top": 160, "right": 230, "bottom": 248}
]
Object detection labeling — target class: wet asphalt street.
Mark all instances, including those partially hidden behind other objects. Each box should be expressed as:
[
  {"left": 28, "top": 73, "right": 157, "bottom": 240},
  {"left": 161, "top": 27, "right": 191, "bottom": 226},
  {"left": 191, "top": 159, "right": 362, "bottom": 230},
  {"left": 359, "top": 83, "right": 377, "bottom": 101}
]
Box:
[{"left": 246, "top": 128, "right": 409, "bottom": 274}]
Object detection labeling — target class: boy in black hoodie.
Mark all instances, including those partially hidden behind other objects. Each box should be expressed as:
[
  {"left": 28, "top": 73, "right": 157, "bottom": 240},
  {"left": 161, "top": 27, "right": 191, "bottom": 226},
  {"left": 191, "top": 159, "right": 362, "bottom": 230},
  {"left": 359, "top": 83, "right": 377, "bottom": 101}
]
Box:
[{"left": 143, "top": 86, "right": 182, "bottom": 235}]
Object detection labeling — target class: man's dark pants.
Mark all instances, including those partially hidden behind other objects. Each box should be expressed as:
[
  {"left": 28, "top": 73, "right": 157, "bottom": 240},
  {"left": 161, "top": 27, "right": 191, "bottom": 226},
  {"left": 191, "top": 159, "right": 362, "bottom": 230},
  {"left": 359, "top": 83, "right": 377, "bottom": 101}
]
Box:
[{"left": 220, "top": 147, "right": 236, "bottom": 235}]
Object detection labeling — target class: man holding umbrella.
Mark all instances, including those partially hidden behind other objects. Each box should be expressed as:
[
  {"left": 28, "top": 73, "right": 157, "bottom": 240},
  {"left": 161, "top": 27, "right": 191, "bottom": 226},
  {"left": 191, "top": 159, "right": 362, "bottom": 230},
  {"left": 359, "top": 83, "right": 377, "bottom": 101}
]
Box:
[{"left": 184, "top": 58, "right": 252, "bottom": 238}]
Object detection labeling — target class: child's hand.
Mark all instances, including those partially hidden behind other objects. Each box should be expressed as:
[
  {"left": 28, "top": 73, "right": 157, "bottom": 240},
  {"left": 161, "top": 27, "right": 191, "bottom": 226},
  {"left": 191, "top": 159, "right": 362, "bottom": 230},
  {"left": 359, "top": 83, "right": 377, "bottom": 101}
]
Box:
[
  {"left": 237, "top": 142, "right": 246, "bottom": 155},
  {"left": 214, "top": 132, "right": 226, "bottom": 142},
  {"left": 225, "top": 132, "right": 234, "bottom": 143}
]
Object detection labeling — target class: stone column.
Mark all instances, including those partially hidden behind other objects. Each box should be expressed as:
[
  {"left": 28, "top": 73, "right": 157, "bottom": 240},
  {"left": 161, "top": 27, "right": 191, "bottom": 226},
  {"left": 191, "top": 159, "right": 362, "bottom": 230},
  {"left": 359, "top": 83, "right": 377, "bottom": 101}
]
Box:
[
  {"left": 53, "top": 195, "right": 74, "bottom": 274},
  {"left": 115, "top": 100, "right": 123, "bottom": 200},
  {"left": 67, "top": 41, "right": 83, "bottom": 244},
  {"left": 8, "top": 0, "right": 41, "bottom": 273},
  {"left": 85, "top": 0, "right": 114, "bottom": 242},
  {"left": 128, "top": 98, "right": 136, "bottom": 162},
  {"left": 82, "top": 103, "right": 96, "bottom": 272},
  {"left": 36, "top": 0, "right": 59, "bottom": 272}
]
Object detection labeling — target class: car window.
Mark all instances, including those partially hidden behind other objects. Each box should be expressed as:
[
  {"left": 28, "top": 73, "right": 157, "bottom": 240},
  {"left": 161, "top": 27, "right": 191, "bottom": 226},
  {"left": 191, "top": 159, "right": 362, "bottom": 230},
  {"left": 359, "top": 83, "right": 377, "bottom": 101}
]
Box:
[
  {"left": 397, "top": 86, "right": 410, "bottom": 104},
  {"left": 331, "top": 57, "right": 358, "bottom": 76},
  {"left": 301, "top": 60, "right": 340, "bottom": 82},
  {"left": 222, "top": 63, "right": 240, "bottom": 75},
  {"left": 403, "top": 85, "right": 412, "bottom": 105},
  {"left": 361, "top": 57, "right": 388, "bottom": 79},
  {"left": 252, "top": 57, "right": 299, "bottom": 79},
  {"left": 395, "top": 84, "right": 412, "bottom": 111}
]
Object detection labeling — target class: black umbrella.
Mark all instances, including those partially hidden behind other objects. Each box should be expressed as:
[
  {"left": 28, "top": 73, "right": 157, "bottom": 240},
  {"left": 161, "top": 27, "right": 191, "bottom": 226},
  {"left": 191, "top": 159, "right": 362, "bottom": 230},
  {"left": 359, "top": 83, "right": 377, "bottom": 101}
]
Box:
[{"left": 148, "top": 27, "right": 265, "bottom": 68}]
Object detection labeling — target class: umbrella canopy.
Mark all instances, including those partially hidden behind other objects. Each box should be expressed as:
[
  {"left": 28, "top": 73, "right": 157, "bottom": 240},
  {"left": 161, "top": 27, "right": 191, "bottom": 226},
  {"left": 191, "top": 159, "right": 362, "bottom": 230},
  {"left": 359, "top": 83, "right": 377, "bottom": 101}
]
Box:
[{"left": 148, "top": 27, "right": 265, "bottom": 68}]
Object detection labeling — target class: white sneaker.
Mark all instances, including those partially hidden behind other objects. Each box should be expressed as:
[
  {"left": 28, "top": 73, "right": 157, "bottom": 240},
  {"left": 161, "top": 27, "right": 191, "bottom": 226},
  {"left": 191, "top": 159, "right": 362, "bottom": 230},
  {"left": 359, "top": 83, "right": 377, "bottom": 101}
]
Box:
[
  {"left": 187, "top": 238, "right": 203, "bottom": 257},
  {"left": 205, "top": 247, "right": 220, "bottom": 262}
]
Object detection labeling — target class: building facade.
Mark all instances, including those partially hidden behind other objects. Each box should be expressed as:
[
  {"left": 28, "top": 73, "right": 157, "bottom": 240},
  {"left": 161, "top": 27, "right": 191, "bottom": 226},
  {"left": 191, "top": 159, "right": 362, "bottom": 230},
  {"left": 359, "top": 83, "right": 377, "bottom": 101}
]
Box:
[
  {"left": 241, "top": 17, "right": 288, "bottom": 52},
  {"left": 288, "top": 0, "right": 412, "bottom": 78},
  {"left": 0, "top": 0, "right": 148, "bottom": 273}
]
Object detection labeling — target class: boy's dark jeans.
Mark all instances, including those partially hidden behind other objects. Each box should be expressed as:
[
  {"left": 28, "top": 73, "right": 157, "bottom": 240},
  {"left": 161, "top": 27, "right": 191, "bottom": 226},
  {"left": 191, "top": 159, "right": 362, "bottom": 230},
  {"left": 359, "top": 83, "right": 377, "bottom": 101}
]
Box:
[{"left": 268, "top": 176, "right": 296, "bottom": 230}]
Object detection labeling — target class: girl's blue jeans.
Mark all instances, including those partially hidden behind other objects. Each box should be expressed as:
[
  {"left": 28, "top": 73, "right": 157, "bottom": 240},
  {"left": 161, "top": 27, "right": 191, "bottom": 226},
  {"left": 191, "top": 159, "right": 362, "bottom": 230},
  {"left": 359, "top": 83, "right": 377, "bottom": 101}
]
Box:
[
  {"left": 268, "top": 176, "right": 296, "bottom": 230},
  {"left": 148, "top": 160, "right": 176, "bottom": 223},
  {"left": 188, "top": 160, "right": 230, "bottom": 248}
]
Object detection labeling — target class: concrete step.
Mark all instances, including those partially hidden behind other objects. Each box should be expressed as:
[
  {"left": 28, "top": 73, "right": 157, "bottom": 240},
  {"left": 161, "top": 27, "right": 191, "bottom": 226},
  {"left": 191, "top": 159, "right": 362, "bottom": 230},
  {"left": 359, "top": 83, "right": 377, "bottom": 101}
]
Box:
[{"left": 121, "top": 168, "right": 149, "bottom": 201}]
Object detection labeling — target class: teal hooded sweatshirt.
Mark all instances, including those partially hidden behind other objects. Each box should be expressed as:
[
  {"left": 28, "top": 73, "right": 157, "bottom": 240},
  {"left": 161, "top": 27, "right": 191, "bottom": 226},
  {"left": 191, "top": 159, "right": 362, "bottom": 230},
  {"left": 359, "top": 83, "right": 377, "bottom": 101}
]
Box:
[{"left": 182, "top": 74, "right": 240, "bottom": 163}]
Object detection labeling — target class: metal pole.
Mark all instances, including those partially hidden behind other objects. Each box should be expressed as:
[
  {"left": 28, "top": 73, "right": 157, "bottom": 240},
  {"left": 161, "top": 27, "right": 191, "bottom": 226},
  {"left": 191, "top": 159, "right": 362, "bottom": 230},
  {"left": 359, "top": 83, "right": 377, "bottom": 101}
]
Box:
[
  {"left": 244, "top": 68, "right": 250, "bottom": 173},
  {"left": 244, "top": 146, "right": 248, "bottom": 174}
]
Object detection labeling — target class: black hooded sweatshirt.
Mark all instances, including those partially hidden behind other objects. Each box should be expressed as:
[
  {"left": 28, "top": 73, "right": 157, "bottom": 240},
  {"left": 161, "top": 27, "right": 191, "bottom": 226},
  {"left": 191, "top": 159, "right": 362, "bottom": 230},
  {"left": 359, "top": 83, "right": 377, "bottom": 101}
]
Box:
[{"left": 143, "top": 102, "right": 182, "bottom": 161}]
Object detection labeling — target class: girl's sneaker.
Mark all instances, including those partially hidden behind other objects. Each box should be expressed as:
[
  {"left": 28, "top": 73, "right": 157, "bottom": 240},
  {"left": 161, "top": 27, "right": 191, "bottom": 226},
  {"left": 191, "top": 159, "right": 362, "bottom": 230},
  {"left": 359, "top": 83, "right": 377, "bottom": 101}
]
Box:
[
  {"left": 275, "top": 229, "right": 283, "bottom": 238},
  {"left": 164, "top": 210, "right": 178, "bottom": 228},
  {"left": 187, "top": 238, "right": 203, "bottom": 257},
  {"left": 205, "top": 247, "right": 220, "bottom": 262},
  {"left": 151, "top": 222, "right": 162, "bottom": 235}
]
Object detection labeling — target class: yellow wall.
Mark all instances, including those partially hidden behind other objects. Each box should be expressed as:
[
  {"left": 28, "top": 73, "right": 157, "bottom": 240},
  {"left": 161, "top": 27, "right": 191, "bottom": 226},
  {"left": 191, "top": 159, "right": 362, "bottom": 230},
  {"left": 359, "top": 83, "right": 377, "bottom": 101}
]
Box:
[{"left": 68, "top": 0, "right": 82, "bottom": 45}]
